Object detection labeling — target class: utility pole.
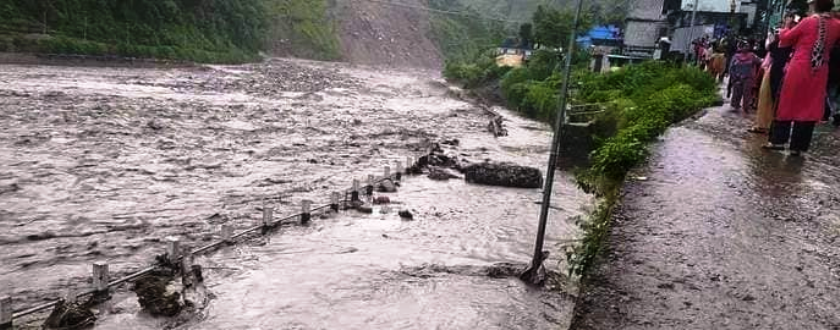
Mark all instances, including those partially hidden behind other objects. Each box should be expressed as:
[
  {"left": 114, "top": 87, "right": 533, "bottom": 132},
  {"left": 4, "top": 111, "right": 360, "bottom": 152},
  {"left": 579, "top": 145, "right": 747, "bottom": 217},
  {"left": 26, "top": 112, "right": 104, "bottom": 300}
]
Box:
[
  {"left": 520, "top": 0, "right": 585, "bottom": 286},
  {"left": 686, "top": 0, "right": 700, "bottom": 64}
]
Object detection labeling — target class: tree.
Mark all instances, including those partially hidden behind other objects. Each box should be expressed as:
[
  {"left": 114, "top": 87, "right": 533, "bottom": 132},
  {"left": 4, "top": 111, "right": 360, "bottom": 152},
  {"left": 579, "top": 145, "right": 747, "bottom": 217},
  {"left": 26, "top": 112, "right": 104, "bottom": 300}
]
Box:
[
  {"left": 519, "top": 23, "right": 533, "bottom": 48},
  {"left": 532, "top": 5, "right": 593, "bottom": 49}
]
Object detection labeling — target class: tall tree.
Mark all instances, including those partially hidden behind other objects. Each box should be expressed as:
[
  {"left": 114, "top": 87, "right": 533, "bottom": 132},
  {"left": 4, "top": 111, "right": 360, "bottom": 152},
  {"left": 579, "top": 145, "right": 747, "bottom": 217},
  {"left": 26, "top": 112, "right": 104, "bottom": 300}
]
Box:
[
  {"left": 532, "top": 5, "right": 593, "bottom": 49},
  {"left": 518, "top": 23, "right": 533, "bottom": 48}
]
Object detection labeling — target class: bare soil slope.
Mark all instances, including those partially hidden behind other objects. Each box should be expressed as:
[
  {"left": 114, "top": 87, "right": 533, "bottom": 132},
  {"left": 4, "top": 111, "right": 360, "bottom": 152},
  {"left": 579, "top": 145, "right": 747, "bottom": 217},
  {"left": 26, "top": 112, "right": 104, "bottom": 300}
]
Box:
[{"left": 333, "top": 0, "right": 443, "bottom": 68}]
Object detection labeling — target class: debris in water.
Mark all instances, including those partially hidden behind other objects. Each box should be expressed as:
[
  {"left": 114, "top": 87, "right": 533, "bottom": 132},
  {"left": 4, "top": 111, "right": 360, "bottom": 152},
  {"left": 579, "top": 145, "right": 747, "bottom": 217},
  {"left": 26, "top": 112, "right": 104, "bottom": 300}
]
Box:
[
  {"left": 42, "top": 298, "right": 96, "bottom": 330},
  {"left": 146, "top": 119, "right": 165, "bottom": 131},
  {"left": 377, "top": 179, "right": 397, "bottom": 193},
  {"left": 398, "top": 210, "right": 414, "bottom": 220},
  {"left": 356, "top": 203, "right": 374, "bottom": 214},
  {"left": 464, "top": 162, "right": 543, "bottom": 188},
  {"left": 132, "top": 270, "right": 184, "bottom": 317},
  {"left": 0, "top": 183, "right": 20, "bottom": 195},
  {"left": 428, "top": 166, "right": 462, "bottom": 181},
  {"left": 373, "top": 196, "right": 391, "bottom": 204}
]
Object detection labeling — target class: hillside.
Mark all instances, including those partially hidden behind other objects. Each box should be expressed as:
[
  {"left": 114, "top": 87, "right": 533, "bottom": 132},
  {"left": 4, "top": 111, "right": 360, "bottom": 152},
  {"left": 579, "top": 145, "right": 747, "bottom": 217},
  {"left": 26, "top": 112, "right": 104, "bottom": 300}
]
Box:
[
  {"left": 332, "top": 0, "right": 443, "bottom": 68},
  {"left": 0, "top": 0, "right": 267, "bottom": 63},
  {"left": 0, "top": 0, "right": 607, "bottom": 68}
]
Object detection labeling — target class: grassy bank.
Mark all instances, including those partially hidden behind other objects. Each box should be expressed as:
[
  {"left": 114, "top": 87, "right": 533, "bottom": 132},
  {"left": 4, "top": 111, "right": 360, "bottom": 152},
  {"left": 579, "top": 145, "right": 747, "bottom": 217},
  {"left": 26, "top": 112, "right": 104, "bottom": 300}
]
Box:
[
  {"left": 446, "top": 57, "right": 718, "bottom": 276},
  {"left": 567, "top": 62, "right": 718, "bottom": 275}
]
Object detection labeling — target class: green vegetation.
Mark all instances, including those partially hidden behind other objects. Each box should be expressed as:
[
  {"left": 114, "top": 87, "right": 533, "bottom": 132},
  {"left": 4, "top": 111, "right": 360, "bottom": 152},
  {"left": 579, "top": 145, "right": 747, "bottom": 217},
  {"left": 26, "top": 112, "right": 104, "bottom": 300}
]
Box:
[
  {"left": 0, "top": 0, "right": 341, "bottom": 63},
  {"left": 427, "top": 0, "right": 508, "bottom": 63},
  {"left": 568, "top": 63, "right": 718, "bottom": 275},
  {"left": 267, "top": 0, "right": 340, "bottom": 61},
  {"left": 0, "top": 0, "right": 272, "bottom": 63},
  {"left": 442, "top": 3, "right": 719, "bottom": 277}
]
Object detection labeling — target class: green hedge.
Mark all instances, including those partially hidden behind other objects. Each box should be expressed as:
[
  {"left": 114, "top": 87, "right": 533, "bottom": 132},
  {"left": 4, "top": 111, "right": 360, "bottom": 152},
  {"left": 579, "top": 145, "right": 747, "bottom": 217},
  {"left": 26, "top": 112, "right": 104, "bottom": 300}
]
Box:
[{"left": 568, "top": 62, "right": 718, "bottom": 276}]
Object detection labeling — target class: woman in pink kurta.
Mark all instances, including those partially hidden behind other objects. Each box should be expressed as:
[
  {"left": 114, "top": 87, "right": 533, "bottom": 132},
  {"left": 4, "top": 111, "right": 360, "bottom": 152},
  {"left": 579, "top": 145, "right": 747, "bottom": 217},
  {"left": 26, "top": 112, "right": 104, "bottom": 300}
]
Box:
[{"left": 767, "top": 0, "right": 840, "bottom": 155}]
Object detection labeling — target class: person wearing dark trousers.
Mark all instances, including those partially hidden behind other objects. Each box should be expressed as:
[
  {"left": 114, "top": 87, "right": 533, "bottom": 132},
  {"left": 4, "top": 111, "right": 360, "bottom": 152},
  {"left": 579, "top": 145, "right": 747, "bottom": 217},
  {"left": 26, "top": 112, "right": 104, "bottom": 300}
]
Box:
[
  {"left": 765, "top": 0, "right": 840, "bottom": 156},
  {"left": 770, "top": 121, "right": 818, "bottom": 152}
]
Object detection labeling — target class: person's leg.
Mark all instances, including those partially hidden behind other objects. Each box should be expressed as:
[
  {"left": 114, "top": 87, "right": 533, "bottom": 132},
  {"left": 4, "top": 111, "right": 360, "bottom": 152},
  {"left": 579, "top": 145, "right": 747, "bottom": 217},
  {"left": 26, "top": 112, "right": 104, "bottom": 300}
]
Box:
[
  {"left": 789, "top": 121, "right": 817, "bottom": 153},
  {"left": 731, "top": 80, "right": 744, "bottom": 109},
  {"left": 741, "top": 79, "right": 755, "bottom": 111},
  {"left": 768, "top": 120, "right": 792, "bottom": 147}
]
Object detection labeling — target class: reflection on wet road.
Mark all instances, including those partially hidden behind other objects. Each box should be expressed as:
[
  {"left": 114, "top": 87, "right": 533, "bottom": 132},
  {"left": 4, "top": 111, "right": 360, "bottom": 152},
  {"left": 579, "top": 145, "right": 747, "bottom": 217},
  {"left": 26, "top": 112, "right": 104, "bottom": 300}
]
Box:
[{"left": 0, "top": 59, "right": 590, "bottom": 329}]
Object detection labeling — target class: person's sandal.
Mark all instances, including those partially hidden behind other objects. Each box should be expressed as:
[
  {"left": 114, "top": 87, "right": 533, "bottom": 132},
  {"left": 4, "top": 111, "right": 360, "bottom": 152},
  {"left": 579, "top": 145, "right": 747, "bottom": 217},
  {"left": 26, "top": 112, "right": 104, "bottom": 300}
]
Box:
[
  {"left": 747, "top": 127, "right": 767, "bottom": 134},
  {"left": 762, "top": 143, "right": 785, "bottom": 150}
]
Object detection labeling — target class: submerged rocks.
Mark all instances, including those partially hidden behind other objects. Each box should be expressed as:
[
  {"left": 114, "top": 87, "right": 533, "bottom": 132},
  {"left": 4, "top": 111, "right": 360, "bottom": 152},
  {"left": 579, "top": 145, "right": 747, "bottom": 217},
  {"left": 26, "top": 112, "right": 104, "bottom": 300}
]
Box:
[
  {"left": 427, "top": 166, "right": 462, "bottom": 181},
  {"left": 42, "top": 299, "right": 96, "bottom": 330},
  {"left": 463, "top": 162, "right": 543, "bottom": 189},
  {"left": 398, "top": 210, "right": 414, "bottom": 220},
  {"left": 132, "top": 272, "right": 184, "bottom": 317},
  {"left": 377, "top": 179, "right": 397, "bottom": 193}
]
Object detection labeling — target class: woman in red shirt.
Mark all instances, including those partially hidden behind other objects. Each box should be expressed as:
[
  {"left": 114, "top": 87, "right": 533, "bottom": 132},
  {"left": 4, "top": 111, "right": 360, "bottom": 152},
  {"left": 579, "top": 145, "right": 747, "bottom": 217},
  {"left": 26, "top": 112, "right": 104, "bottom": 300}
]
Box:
[{"left": 766, "top": 0, "right": 840, "bottom": 156}]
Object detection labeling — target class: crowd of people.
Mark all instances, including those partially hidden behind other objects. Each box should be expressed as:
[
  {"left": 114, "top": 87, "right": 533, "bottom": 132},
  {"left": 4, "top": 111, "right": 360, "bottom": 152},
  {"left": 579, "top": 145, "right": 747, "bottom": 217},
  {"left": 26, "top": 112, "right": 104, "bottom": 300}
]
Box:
[{"left": 695, "top": 0, "right": 840, "bottom": 156}]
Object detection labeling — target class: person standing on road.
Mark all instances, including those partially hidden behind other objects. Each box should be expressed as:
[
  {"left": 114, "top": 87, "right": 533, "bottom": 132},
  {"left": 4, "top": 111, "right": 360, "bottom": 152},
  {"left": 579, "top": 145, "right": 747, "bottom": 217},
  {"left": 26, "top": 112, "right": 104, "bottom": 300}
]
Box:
[
  {"left": 750, "top": 37, "right": 777, "bottom": 134},
  {"left": 766, "top": 0, "right": 840, "bottom": 155},
  {"left": 708, "top": 46, "right": 727, "bottom": 82},
  {"left": 729, "top": 42, "right": 762, "bottom": 112}
]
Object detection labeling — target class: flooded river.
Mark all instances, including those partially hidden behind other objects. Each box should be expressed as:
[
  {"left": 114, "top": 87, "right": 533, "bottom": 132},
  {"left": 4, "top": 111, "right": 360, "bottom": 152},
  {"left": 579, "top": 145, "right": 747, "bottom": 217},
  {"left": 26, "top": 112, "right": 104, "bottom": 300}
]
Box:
[{"left": 0, "top": 59, "right": 590, "bottom": 329}]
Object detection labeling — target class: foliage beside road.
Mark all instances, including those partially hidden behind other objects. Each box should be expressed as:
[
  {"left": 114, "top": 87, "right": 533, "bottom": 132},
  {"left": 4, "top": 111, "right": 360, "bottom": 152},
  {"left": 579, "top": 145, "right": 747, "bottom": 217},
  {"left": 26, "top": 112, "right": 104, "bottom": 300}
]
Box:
[
  {"left": 445, "top": 45, "right": 718, "bottom": 278},
  {"left": 568, "top": 63, "right": 718, "bottom": 275}
]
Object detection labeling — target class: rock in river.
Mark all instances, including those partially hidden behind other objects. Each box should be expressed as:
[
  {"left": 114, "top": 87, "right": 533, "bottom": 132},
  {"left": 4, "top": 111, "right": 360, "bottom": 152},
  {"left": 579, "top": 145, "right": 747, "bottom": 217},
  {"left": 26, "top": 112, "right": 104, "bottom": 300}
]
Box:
[
  {"left": 463, "top": 162, "right": 543, "bottom": 189},
  {"left": 132, "top": 272, "right": 184, "bottom": 317},
  {"left": 377, "top": 179, "right": 397, "bottom": 193}
]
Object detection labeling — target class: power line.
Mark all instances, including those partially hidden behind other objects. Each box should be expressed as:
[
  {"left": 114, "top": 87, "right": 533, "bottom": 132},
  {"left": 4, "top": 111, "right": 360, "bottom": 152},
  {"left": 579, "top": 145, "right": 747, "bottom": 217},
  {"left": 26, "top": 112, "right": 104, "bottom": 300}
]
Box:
[{"left": 340, "top": 0, "right": 528, "bottom": 24}]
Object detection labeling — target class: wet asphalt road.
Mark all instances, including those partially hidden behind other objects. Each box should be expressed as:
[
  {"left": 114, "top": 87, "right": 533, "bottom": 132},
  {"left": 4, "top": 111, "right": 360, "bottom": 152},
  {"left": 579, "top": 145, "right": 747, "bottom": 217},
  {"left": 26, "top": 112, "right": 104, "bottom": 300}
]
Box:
[{"left": 572, "top": 103, "right": 840, "bottom": 329}]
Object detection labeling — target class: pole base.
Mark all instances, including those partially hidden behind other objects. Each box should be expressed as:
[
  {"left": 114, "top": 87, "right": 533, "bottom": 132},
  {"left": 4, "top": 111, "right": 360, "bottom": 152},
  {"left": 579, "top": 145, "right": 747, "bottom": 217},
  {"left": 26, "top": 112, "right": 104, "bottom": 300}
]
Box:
[
  {"left": 520, "top": 250, "right": 550, "bottom": 286},
  {"left": 519, "top": 263, "right": 546, "bottom": 286}
]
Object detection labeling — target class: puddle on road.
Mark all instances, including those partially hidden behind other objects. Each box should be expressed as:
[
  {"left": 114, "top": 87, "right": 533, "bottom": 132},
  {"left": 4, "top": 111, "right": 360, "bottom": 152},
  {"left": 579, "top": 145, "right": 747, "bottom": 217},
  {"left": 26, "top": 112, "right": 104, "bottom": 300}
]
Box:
[{"left": 1, "top": 59, "right": 590, "bottom": 329}]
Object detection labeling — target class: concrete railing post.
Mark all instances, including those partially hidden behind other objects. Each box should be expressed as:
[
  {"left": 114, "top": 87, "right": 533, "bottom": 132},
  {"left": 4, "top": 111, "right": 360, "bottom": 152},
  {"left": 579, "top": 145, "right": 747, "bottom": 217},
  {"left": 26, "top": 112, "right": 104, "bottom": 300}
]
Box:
[
  {"left": 262, "top": 201, "right": 273, "bottom": 229},
  {"left": 166, "top": 236, "right": 181, "bottom": 264},
  {"left": 384, "top": 166, "right": 391, "bottom": 179},
  {"left": 0, "top": 296, "right": 11, "bottom": 330},
  {"left": 92, "top": 262, "right": 110, "bottom": 301},
  {"left": 181, "top": 254, "right": 194, "bottom": 287},
  {"left": 301, "top": 200, "right": 312, "bottom": 224},
  {"left": 331, "top": 192, "right": 340, "bottom": 212},
  {"left": 366, "top": 175, "right": 375, "bottom": 196},
  {"left": 351, "top": 179, "right": 361, "bottom": 202},
  {"left": 221, "top": 224, "right": 233, "bottom": 243}
]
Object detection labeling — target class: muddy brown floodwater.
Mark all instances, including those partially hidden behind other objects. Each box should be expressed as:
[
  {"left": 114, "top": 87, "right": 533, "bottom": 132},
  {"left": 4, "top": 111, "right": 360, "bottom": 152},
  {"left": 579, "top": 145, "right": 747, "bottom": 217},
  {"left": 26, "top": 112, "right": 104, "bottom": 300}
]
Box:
[{"left": 0, "top": 59, "right": 591, "bottom": 329}]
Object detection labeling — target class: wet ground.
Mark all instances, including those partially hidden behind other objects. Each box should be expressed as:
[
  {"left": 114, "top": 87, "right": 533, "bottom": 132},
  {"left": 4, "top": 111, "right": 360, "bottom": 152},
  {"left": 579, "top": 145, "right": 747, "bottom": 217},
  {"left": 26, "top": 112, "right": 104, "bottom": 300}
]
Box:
[
  {"left": 0, "top": 59, "right": 591, "bottom": 329},
  {"left": 572, "top": 101, "right": 840, "bottom": 329}
]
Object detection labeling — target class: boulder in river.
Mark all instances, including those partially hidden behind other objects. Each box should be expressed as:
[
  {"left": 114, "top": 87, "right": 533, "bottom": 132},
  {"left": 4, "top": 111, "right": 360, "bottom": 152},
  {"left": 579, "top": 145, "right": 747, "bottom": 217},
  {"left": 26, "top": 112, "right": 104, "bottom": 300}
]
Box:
[
  {"left": 463, "top": 162, "right": 543, "bottom": 189},
  {"left": 377, "top": 179, "right": 397, "bottom": 193},
  {"left": 42, "top": 299, "right": 96, "bottom": 330},
  {"left": 132, "top": 272, "right": 184, "bottom": 317},
  {"left": 427, "top": 166, "right": 462, "bottom": 181},
  {"left": 398, "top": 210, "right": 414, "bottom": 220}
]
